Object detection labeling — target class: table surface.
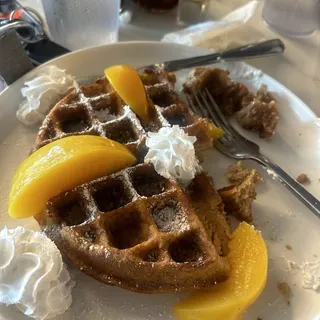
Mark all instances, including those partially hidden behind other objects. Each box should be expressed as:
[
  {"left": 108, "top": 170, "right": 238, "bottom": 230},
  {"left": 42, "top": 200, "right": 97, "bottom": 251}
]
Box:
[{"left": 19, "top": 0, "right": 320, "bottom": 116}]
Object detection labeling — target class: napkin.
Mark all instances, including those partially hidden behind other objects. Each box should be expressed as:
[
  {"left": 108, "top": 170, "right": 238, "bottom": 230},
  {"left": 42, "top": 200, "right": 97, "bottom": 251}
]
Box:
[
  {"left": 163, "top": 1, "right": 261, "bottom": 51},
  {"left": 162, "top": 1, "right": 320, "bottom": 81}
]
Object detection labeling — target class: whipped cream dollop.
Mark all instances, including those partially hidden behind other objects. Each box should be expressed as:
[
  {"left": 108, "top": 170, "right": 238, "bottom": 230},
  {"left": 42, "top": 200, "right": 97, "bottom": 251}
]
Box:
[
  {"left": 17, "top": 65, "right": 78, "bottom": 126},
  {"left": 145, "top": 125, "right": 199, "bottom": 181},
  {"left": 0, "top": 227, "right": 75, "bottom": 319}
]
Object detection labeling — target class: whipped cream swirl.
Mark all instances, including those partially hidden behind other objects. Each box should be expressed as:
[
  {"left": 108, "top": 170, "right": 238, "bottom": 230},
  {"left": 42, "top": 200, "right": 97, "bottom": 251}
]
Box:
[
  {"left": 0, "top": 227, "right": 75, "bottom": 319},
  {"left": 17, "top": 65, "right": 78, "bottom": 126},
  {"left": 145, "top": 125, "right": 199, "bottom": 181}
]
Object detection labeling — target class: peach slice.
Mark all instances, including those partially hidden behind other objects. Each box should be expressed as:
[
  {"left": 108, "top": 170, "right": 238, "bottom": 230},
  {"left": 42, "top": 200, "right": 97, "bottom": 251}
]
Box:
[
  {"left": 9, "top": 135, "right": 136, "bottom": 219},
  {"left": 104, "top": 65, "right": 149, "bottom": 121},
  {"left": 174, "top": 222, "right": 268, "bottom": 320},
  {"left": 207, "top": 122, "right": 224, "bottom": 140}
]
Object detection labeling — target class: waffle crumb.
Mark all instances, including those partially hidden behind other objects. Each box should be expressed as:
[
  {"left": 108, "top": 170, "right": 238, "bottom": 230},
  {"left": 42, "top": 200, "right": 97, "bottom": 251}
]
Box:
[
  {"left": 296, "top": 173, "right": 310, "bottom": 184},
  {"left": 226, "top": 161, "right": 258, "bottom": 183},
  {"left": 277, "top": 281, "right": 291, "bottom": 305},
  {"left": 219, "top": 163, "right": 262, "bottom": 223}
]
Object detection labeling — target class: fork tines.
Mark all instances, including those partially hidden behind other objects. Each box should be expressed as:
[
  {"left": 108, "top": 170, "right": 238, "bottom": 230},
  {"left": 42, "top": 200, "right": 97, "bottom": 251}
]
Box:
[{"left": 187, "top": 89, "right": 244, "bottom": 141}]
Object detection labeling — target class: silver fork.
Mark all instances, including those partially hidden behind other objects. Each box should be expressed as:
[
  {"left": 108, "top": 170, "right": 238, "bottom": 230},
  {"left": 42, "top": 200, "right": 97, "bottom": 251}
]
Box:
[
  {"left": 188, "top": 89, "right": 320, "bottom": 219},
  {"left": 137, "top": 39, "right": 284, "bottom": 73}
]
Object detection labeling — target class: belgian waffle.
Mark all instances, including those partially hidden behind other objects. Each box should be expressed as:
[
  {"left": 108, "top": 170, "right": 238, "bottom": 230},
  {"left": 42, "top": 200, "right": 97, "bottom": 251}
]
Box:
[
  {"left": 35, "top": 163, "right": 230, "bottom": 293},
  {"left": 33, "top": 68, "right": 231, "bottom": 293},
  {"left": 34, "top": 69, "right": 215, "bottom": 154}
]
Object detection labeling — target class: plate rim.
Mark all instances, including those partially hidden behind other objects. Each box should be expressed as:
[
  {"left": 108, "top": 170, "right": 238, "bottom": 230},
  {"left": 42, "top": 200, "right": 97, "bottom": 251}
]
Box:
[{"left": 0, "top": 41, "right": 317, "bottom": 119}]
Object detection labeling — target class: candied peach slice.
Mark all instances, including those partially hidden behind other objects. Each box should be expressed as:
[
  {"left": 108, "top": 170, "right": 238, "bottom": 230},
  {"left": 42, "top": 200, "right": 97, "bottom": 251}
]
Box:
[
  {"left": 9, "top": 135, "right": 136, "bottom": 219},
  {"left": 104, "top": 65, "right": 149, "bottom": 121},
  {"left": 174, "top": 222, "right": 268, "bottom": 320}
]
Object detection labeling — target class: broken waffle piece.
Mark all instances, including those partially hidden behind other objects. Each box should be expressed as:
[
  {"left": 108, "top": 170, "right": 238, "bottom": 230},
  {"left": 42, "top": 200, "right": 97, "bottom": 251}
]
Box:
[
  {"left": 219, "top": 163, "right": 262, "bottom": 223},
  {"left": 225, "top": 161, "right": 253, "bottom": 184},
  {"left": 184, "top": 67, "right": 279, "bottom": 139},
  {"left": 184, "top": 67, "right": 249, "bottom": 116},
  {"left": 236, "top": 85, "right": 279, "bottom": 139}
]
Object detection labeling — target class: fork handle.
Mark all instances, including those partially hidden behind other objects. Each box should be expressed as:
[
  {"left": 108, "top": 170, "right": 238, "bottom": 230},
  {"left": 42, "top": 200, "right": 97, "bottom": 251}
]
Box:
[
  {"left": 253, "top": 154, "right": 320, "bottom": 218},
  {"left": 163, "top": 39, "right": 285, "bottom": 72}
]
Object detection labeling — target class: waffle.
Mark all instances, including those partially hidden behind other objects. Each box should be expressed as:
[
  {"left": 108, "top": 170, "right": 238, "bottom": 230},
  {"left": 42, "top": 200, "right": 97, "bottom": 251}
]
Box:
[
  {"left": 34, "top": 69, "right": 215, "bottom": 154},
  {"left": 32, "top": 68, "right": 231, "bottom": 293},
  {"left": 35, "top": 163, "right": 230, "bottom": 293}
]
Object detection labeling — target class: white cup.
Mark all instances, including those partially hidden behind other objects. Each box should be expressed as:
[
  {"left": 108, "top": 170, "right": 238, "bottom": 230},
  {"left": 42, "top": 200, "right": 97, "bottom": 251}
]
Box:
[
  {"left": 262, "top": 0, "right": 319, "bottom": 38},
  {"left": 41, "top": 0, "right": 120, "bottom": 51}
]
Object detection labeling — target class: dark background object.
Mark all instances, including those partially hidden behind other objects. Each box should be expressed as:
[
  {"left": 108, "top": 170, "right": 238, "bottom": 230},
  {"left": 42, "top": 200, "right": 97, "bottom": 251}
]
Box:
[
  {"left": 0, "top": 30, "right": 33, "bottom": 84},
  {"left": 134, "top": 0, "right": 178, "bottom": 12},
  {"left": 25, "top": 39, "right": 70, "bottom": 65},
  {"left": 0, "top": 0, "right": 16, "bottom": 14}
]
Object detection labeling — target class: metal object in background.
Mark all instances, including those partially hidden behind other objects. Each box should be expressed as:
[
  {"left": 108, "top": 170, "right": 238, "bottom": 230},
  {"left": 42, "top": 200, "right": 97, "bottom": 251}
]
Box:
[
  {"left": 0, "top": 19, "right": 39, "bottom": 42},
  {"left": 0, "top": 1, "right": 45, "bottom": 42},
  {"left": 0, "top": 0, "right": 69, "bottom": 67},
  {"left": 138, "top": 39, "right": 285, "bottom": 72}
]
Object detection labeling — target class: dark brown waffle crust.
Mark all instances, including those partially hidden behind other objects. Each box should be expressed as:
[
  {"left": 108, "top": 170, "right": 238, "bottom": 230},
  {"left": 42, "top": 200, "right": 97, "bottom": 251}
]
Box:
[
  {"left": 36, "top": 164, "right": 230, "bottom": 293},
  {"left": 34, "top": 69, "right": 215, "bottom": 154},
  {"left": 33, "top": 69, "right": 231, "bottom": 293}
]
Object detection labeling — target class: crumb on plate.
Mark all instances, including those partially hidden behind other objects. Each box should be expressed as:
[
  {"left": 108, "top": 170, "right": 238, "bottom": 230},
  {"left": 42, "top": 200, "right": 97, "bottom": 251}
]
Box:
[
  {"left": 296, "top": 173, "right": 310, "bottom": 184},
  {"left": 277, "top": 281, "right": 291, "bottom": 305}
]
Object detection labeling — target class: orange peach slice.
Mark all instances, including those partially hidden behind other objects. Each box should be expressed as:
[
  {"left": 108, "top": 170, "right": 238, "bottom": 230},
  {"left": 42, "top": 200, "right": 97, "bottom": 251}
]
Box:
[
  {"left": 104, "top": 65, "right": 149, "bottom": 121},
  {"left": 9, "top": 135, "right": 136, "bottom": 219},
  {"left": 208, "top": 122, "right": 224, "bottom": 140},
  {"left": 174, "top": 222, "right": 268, "bottom": 320}
]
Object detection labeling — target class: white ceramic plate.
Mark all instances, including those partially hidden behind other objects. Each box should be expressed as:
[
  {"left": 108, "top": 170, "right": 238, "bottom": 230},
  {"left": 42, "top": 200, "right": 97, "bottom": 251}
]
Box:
[{"left": 0, "top": 42, "right": 320, "bottom": 320}]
